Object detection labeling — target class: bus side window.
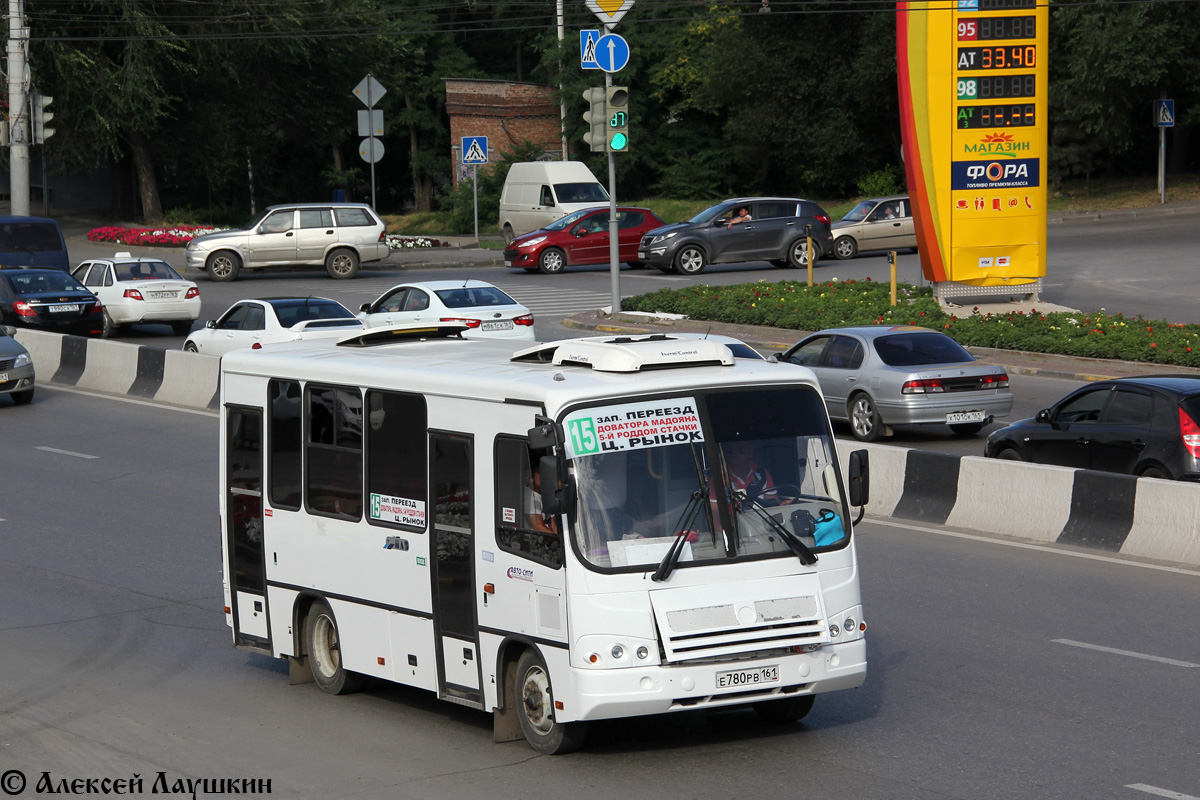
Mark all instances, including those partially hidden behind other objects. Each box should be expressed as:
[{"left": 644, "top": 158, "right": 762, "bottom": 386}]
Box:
[
  {"left": 365, "top": 390, "right": 429, "bottom": 530},
  {"left": 305, "top": 385, "right": 363, "bottom": 520},
  {"left": 494, "top": 436, "right": 562, "bottom": 569},
  {"left": 269, "top": 379, "right": 303, "bottom": 510}
]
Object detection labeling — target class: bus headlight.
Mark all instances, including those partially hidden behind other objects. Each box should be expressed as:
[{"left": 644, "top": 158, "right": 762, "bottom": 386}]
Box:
[
  {"left": 576, "top": 635, "right": 660, "bottom": 669},
  {"left": 827, "top": 605, "right": 866, "bottom": 643}
]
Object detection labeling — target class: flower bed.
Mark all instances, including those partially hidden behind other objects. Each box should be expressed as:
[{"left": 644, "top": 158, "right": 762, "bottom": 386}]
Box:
[
  {"left": 386, "top": 234, "right": 451, "bottom": 249},
  {"left": 622, "top": 278, "right": 1200, "bottom": 368},
  {"left": 87, "top": 225, "right": 225, "bottom": 246}
]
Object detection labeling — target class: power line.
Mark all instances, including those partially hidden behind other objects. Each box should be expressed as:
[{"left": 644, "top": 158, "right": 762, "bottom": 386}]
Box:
[{"left": 26, "top": 0, "right": 1200, "bottom": 43}]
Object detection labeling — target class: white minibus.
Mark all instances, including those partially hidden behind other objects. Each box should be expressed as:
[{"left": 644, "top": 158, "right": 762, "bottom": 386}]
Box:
[{"left": 219, "top": 327, "right": 870, "bottom": 753}]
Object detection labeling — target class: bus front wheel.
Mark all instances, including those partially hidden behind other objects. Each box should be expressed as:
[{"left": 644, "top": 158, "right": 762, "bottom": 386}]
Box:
[
  {"left": 514, "top": 649, "right": 588, "bottom": 754},
  {"left": 306, "top": 599, "right": 364, "bottom": 695}
]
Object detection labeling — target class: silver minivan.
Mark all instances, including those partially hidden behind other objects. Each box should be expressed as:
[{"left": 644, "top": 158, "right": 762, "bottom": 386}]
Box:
[{"left": 185, "top": 203, "right": 390, "bottom": 281}]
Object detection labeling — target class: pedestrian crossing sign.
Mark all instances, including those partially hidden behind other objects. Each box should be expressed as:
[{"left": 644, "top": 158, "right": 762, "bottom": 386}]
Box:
[
  {"left": 1155, "top": 100, "right": 1175, "bottom": 128},
  {"left": 461, "top": 136, "right": 489, "bottom": 165}
]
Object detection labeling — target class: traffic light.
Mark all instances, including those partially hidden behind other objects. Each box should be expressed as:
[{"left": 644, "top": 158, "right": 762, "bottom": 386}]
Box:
[
  {"left": 605, "top": 86, "right": 629, "bottom": 153},
  {"left": 31, "top": 93, "right": 55, "bottom": 144},
  {"left": 582, "top": 88, "right": 607, "bottom": 153}
]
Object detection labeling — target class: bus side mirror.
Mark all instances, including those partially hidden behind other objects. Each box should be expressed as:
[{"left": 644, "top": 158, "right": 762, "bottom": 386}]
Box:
[
  {"left": 539, "top": 454, "right": 575, "bottom": 517},
  {"left": 847, "top": 449, "right": 870, "bottom": 508},
  {"left": 528, "top": 417, "right": 560, "bottom": 450}
]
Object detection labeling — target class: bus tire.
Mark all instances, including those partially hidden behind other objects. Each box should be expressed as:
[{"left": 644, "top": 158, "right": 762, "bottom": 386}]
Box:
[
  {"left": 514, "top": 649, "right": 588, "bottom": 754},
  {"left": 306, "top": 599, "right": 364, "bottom": 695},
  {"left": 753, "top": 694, "right": 815, "bottom": 724}
]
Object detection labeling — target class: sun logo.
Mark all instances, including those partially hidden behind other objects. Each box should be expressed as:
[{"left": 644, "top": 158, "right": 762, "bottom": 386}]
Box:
[{"left": 981, "top": 132, "right": 1015, "bottom": 144}]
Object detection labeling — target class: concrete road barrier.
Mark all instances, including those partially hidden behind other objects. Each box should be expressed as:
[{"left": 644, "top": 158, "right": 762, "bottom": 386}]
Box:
[
  {"left": 837, "top": 440, "right": 1200, "bottom": 567},
  {"left": 14, "top": 328, "right": 219, "bottom": 409},
  {"left": 14, "top": 328, "right": 1198, "bottom": 567}
]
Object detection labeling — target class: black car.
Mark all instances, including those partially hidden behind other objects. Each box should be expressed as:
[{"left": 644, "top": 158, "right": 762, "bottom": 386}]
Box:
[
  {"left": 0, "top": 267, "right": 104, "bottom": 336},
  {"left": 637, "top": 197, "right": 833, "bottom": 275},
  {"left": 985, "top": 376, "right": 1200, "bottom": 481}
]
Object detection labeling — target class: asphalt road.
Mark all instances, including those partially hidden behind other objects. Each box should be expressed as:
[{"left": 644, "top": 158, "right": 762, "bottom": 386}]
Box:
[{"left": 3, "top": 389, "right": 1199, "bottom": 799}]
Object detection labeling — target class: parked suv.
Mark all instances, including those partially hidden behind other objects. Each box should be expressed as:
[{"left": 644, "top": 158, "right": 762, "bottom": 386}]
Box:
[
  {"left": 185, "top": 203, "right": 390, "bottom": 282},
  {"left": 637, "top": 198, "right": 833, "bottom": 275}
]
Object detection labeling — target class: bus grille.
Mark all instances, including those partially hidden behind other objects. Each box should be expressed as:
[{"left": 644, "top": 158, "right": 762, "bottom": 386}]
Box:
[{"left": 659, "top": 595, "right": 825, "bottom": 663}]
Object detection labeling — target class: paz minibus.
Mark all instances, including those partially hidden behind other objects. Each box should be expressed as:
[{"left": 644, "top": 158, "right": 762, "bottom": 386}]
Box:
[{"left": 219, "top": 326, "right": 870, "bottom": 754}]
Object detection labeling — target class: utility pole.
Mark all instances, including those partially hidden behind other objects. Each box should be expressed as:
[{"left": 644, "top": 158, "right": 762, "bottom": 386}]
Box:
[
  {"left": 556, "top": 0, "right": 568, "bottom": 160},
  {"left": 7, "top": 0, "right": 30, "bottom": 215}
]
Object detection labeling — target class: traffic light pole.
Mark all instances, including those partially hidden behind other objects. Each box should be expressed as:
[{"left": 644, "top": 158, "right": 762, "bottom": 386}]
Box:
[
  {"left": 605, "top": 71, "right": 621, "bottom": 314},
  {"left": 7, "top": 0, "right": 30, "bottom": 216}
]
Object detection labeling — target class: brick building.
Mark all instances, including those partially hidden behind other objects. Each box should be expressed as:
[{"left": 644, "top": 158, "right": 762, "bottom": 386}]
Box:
[{"left": 444, "top": 79, "right": 566, "bottom": 185}]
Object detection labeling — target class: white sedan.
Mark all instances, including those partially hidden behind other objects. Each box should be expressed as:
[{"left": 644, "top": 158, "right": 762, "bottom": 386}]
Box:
[
  {"left": 71, "top": 254, "right": 201, "bottom": 338},
  {"left": 184, "top": 297, "right": 364, "bottom": 356},
  {"left": 357, "top": 280, "right": 535, "bottom": 341}
]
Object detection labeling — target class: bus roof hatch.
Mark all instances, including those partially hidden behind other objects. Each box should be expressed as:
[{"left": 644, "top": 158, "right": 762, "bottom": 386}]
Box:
[{"left": 511, "top": 334, "right": 734, "bottom": 372}]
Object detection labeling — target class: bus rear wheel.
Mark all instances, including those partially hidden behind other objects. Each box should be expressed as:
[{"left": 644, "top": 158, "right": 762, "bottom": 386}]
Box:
[
  {"left": 515, "top": 649, "right": 588, "bottom": 754},
  {"left": 753, "top": 694, "right": 815, "bottom": 723},
  {"left": 306, "top": 599, "right": 364, "bottom": 695}
]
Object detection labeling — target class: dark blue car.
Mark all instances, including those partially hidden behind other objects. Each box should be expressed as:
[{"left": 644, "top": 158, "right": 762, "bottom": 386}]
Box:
[{"left": 0, "top": 216, "right": 70, "bottom": 272}]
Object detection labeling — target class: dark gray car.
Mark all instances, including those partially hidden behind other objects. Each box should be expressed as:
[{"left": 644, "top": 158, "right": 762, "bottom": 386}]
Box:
[
  {"left": 637, "top": 198, "right": 833, "bottom": 275},
  {"left": 0, "top": 324, "right": 35, "bottom": 405}
]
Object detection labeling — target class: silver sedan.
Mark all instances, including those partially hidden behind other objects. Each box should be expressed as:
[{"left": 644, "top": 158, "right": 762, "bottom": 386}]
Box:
[{"left": 777, "top": 325, "right": 1013, "bottom": 441}]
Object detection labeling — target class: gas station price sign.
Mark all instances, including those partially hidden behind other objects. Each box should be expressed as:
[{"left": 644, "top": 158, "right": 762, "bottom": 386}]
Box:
[{"left": 898, "top": 0, "right": 1048, "bottom": 287}]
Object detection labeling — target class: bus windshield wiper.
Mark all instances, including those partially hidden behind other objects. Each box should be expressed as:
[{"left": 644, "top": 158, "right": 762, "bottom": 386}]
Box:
[
  {"left": 652, "top": 481, "right": 709, "bottom": 583},
  {"left": 737, "top": 492, "right": 818, "bottom": 566}
]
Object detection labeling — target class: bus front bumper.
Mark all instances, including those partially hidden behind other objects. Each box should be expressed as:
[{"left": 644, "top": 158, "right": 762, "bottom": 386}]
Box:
[{"left": 563, "top": 639, "right": 866, "bottom": 722}]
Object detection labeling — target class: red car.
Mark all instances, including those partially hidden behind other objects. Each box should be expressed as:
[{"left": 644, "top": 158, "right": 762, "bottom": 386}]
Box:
[{"left": 503, "top": 206, "right": 666, "bottom": 274}]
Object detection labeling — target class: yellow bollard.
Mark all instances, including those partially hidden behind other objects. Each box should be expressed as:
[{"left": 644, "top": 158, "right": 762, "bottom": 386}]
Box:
[
  {"left": 806, "top": 236, "right": 814, "bottom": 287},
  {"left": 804, "top": 223, "right": 814, "bottom": 287},
  {"left": 888, "top": 251, "right": 897, "bottom": 306}
]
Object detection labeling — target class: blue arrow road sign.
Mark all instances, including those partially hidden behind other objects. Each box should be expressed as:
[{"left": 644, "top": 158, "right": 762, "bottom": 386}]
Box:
[
  {"left": 461, "top": 136, "right": 489, "bottom": 165},
  {"left": 1156, "top": 100, "right": 1175, "bottom": 128},
  {"left": 580, "top": 29, "right": 601, "bottom": 70},
  {"left": 594, "top": 33, "right": 630, "bottom": 74}
]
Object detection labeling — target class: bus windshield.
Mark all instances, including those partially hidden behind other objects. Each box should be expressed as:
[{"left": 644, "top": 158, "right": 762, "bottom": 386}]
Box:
[{"left": 564, "top": 386, "right": 849, "bottom": 572}]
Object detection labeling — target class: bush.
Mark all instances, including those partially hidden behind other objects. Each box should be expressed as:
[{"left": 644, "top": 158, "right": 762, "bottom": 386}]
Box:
[{"left": 856, "top": 168, "right": 904, "bottom": 198}]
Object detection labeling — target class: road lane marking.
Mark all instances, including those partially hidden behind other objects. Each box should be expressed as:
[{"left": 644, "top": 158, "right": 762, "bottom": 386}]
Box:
[
  {"left": 36, "top": 446, "right": 99, "bottom": 459},
  {"left": 1126, "top": 784, "right": 1200, "bottom": 799},
  {"left": 872, "top": 519, "right": 1200, "bottom": 578},
  {"left": 40, "top": 384, "right": 217, "bottom": 417},
  {"left": 1053, "top": 640, "right": 1200, "bottom": 668}
]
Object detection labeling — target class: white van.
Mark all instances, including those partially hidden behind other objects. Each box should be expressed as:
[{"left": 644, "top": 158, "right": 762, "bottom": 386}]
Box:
[{"left": 499, "top": 161, "right": 609, "bottom": 243}]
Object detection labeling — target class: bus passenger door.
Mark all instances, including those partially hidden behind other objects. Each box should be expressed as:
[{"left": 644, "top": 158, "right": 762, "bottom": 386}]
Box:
[
  {"left": 226, "top": 406, "right": 269, "bottom": 648},
  {"left": 430, "top": 433, "right": 483, "bottom": 706}
]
